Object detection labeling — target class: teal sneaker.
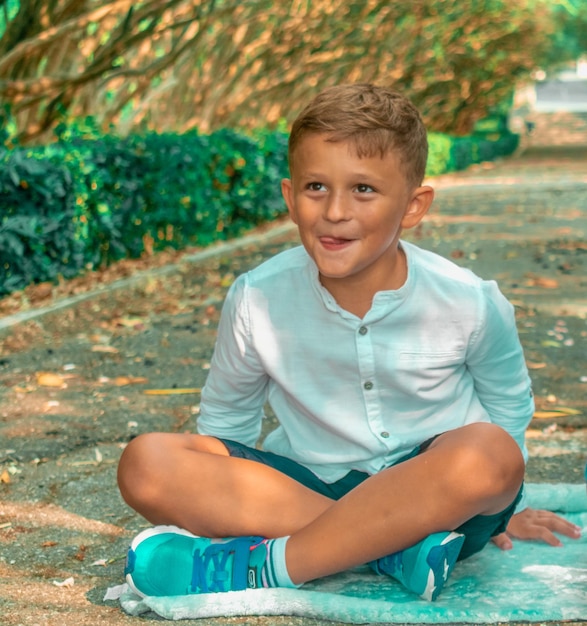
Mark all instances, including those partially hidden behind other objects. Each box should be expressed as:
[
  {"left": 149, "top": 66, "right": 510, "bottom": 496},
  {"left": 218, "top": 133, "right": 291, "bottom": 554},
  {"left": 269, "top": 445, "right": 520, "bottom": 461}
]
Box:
[
  {"left": 370, "top": 531, "right": 465, "bottom": 601},
  {"left": 124, "top": 525, "right": 267, "bottom": 597}
]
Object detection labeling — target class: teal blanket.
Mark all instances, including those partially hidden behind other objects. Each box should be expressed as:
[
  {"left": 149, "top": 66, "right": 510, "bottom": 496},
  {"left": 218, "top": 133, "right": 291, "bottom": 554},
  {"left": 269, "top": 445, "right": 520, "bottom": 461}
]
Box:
[{"left": 113, "top": 483, "right": 587, "bottom": 623}]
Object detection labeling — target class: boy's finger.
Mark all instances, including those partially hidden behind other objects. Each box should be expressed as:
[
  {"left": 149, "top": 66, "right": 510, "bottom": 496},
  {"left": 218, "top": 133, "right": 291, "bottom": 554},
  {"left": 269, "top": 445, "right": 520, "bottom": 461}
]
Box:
[
  {"left": 491, "top": 532, "right": 513, "bottom": 551},
  {"left": 512, "top": 520, "right": 562, "bottom": 545},
  {"left": 534, "top": 527, "right": 563, "bottom": 547},
  {"left": 535, "top": 511, "right": 582, "bottom": 539}
]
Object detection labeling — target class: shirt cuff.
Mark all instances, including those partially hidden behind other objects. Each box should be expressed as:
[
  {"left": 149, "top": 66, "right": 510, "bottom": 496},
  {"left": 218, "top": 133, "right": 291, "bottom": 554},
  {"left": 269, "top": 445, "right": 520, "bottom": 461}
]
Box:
[{"left": 514, "top": 484, "right": 529, "bottom": 514}]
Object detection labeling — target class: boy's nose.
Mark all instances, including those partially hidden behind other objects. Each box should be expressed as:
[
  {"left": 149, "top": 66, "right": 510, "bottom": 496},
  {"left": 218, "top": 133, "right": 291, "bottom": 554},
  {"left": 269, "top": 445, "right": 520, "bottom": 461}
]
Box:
[{"left": 324, "top": 193, "right": 351, "bottom": 221}]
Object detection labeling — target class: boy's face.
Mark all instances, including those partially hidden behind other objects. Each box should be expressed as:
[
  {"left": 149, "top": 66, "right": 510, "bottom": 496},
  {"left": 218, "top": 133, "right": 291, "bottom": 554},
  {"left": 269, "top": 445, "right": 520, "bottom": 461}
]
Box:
[{"left": 282, "top": 133, "right": 433, "bottom": 299}]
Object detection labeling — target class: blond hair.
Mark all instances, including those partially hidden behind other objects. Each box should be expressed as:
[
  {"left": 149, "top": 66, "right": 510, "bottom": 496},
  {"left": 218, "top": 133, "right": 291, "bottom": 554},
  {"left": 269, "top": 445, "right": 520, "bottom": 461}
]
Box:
[{"left": 289, "top": 84, "right": 428, "bottom": 187}]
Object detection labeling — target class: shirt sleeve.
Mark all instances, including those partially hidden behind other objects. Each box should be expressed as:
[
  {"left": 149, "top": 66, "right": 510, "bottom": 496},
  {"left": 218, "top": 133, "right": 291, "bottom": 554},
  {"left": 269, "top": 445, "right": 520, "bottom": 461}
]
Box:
[
  {"left": 466, "top": 280, "right": 534, "bottom": 512},
  {"left": 197, "top": 275, "right": 269, "bottom": 447}
]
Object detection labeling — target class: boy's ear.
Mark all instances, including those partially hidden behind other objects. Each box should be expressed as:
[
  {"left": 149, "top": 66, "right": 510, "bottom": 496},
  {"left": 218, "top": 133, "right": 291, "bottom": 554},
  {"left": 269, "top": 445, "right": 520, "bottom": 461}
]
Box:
[
  {"left": 281, "top": 178, "right": 298, "bottom": 224},
  {"left": 401, "top": 185, "right": 434, "bottom": 229}
]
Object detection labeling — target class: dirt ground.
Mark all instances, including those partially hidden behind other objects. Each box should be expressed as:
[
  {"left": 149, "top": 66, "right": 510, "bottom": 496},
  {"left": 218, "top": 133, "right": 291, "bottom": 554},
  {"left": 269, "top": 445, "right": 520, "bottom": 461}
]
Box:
[{"left": 0, "top": 145, "right": 586, "bottom": 626}]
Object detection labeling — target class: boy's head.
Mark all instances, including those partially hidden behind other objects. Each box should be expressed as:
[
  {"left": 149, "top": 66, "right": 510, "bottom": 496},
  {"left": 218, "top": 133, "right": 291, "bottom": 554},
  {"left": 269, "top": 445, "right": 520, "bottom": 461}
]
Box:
[{"left": 288, "top": 83, "right": 428, "bottom": 189}]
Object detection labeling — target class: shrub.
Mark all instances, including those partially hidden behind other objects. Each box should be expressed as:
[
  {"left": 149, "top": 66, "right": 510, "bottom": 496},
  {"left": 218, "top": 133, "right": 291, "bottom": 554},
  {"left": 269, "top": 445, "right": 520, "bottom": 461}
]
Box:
[
  {"left": 0, "top": 123, "right": 518, "bottom": 297},
  {"left": 426, "top": 123, "right": 519, "bottom": 177},
  {"left": 0, "top": 149, "right": 85, "bottom": 294},
  {"left": 0, "top": 127, "right": 290, "bottom": 296}
]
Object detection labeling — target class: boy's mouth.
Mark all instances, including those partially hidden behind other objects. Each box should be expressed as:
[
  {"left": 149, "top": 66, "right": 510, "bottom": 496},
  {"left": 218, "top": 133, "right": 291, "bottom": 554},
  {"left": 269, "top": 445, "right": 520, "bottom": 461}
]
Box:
[{"left": 319, "top": 236, "right": 354, "bottom": 250}]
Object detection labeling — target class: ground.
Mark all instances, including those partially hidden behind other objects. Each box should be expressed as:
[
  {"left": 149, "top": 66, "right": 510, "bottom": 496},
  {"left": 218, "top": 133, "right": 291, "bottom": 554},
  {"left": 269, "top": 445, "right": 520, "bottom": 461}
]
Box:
[{"left": 0, "top": 145, "right": 586, "bottom": 626}]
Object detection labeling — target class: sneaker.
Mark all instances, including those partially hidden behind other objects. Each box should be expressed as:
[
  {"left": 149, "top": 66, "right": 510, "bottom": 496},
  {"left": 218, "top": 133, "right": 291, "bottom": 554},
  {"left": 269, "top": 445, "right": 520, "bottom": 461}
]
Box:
[
  {"left": 370, "top": 531, "right": 465, "bottom": 601},
  {"left": 124, "top": 525, "right": 267, "bottom": 596}
]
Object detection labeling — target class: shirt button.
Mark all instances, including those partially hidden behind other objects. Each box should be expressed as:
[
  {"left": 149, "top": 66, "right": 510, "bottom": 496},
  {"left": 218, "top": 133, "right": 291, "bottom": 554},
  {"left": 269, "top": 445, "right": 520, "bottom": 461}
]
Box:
[
  {"left": 381, "top": 431, "right": 390, "bottom": 438},
  {"left": 358, "top": 326, "right": 368, "bottom": 335},
  {"left": 363, "top": 381, "right": 373, "bottom": 390}
]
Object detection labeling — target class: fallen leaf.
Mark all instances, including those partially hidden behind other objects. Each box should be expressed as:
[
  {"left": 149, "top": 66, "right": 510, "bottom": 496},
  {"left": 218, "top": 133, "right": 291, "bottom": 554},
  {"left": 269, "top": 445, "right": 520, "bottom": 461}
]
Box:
[
  {"left": 75, "top": 545, "right": 87, "bottom": 561},
  {"left": 103, "top": 583, "right": 126, "bottom": 600},
  {"left": 53, "top": 577, "right": 74, "bottom": 588},
  {"left": 114, "top": 376, "right": 148, "bottom": 386},
  {"left": 179, "top": 357, "right": 197, "bottom": 365},
  {"left": 36, "top": 372, "right": 66, "bottom": 388},
  {"left": 28, "top": 282, "right": 53, "bottom": 303},
  {"left": 533, "top": 407, "right": 582, "bottom": 419},
  {"left": 526, "top": 361, "right": 547, "bottom": 370},
  {"left": 220, "top": 273, "right": 235, "bottom": 288},
  {"left": 114, "top": 317, "right": 146, "bottom": 330},
  {"left": 552, "top": 406, "right": 582, "bottom": 415},
  {"left": 525, "top": 275, "right": 559, "bottom": 289},
  {"left": 0, "top": 469, "right": 11, "bottom": 484},
  {"left": 42, "top": 541, "right": 58, "bottom": 548},
  {"left": 144, "top": 388, "right": 201, "bottom": 395},
  {"left": 13, "top": 385, "right": 34, "bottom": 393},
  {"left": 90, "top": 334, "right": 111, "bottom": 343},
  {"left": 533, "top": 411, "right": 565, "bottom": 419},
  {"left": 91, "top": 345, "right": 119, "bottom": 353}
]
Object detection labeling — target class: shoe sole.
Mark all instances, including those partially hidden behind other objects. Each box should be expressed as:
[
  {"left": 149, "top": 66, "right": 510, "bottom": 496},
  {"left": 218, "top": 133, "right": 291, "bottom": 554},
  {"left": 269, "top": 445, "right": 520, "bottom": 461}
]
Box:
[
  {"left": 125, "top": 525, "right": 200, "bottom": 597},
  {"left": 420, "top": 531, "right": 465, "bottom": 601}
]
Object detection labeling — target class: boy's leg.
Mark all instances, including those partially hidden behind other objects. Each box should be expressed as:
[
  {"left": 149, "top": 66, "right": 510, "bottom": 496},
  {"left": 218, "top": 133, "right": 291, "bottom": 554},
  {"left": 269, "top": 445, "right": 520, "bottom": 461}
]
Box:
[
  {"left": 120, "top": 422, "right": 524, "bottom": 594},
  {"left": 117, "top": 432, "right": 335, "bottom": 538},
  {"left": 284, "top": 422, "right": 524, "bottom": 584},
  {"left": 286, "top": 423, "right": 524, "bottom": 583}
]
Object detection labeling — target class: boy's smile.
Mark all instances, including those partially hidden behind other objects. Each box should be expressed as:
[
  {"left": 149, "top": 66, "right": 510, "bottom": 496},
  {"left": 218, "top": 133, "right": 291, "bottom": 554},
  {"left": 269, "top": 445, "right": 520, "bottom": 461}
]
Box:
[{"left": 281, "top": 134, "right": 433, "bottom": 315}]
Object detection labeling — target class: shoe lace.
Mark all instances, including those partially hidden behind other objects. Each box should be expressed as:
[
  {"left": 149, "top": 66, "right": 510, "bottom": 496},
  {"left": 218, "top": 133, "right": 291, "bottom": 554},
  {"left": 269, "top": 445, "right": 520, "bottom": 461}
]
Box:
[
  {"left": 377, "top": 550, "right": 403, "bottom": 578},
  {"left": 191, "top": 537, "right": 262, "bottom": 593}
]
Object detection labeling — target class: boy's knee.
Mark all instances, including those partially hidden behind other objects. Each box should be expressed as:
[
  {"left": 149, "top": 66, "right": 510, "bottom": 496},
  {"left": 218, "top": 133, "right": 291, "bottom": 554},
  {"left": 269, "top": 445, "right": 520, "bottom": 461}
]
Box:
[
  {"left": 117, "top": 433, "right": 167, "bottom": 505},
  {"left": 446, "top": 423, "right": 524, "bottom": 492},
  {"left": 117, "top": 433, "right": 226, "bottom": 508},
  {"left": 478, "top": 424, "right": 524, "bottom": 487}
]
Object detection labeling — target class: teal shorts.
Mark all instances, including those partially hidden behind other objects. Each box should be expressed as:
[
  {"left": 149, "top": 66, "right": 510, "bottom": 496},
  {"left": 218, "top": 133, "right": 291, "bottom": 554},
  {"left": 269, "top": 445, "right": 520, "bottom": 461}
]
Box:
[{"left": 219, "top": 437, "right": 523, "bottom": 560}]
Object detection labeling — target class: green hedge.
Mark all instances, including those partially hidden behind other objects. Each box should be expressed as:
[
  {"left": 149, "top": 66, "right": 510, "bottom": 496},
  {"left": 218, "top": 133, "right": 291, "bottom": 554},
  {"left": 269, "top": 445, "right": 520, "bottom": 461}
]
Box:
[
  {"left": 426, "top": 122, "right": 519, "bottom": 176},
  {"left": 0, "top": 128, "right": 288, "bottom": 296},
  {"left": 0, "top": 123, "right": 517, "bottom": 297}
]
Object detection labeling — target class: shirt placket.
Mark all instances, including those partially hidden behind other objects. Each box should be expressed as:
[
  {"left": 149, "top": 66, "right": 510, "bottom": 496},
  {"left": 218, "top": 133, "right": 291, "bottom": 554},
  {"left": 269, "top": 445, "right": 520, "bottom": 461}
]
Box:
[{"left": 355, "top": 323, "right": 393, "bottom": 448}]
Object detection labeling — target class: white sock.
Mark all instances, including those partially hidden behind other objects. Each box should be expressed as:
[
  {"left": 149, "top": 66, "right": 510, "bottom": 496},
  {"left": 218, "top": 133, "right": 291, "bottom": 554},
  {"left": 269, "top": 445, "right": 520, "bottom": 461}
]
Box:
[{"left": 257, "top": 536, "right": 301, "bottom": 588}]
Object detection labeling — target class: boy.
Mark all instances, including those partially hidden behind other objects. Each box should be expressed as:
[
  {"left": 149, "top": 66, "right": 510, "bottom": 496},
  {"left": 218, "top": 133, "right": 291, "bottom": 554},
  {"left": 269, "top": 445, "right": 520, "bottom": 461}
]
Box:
[{"left": 118, "top": 84, "right": 580, "bottom": 602}]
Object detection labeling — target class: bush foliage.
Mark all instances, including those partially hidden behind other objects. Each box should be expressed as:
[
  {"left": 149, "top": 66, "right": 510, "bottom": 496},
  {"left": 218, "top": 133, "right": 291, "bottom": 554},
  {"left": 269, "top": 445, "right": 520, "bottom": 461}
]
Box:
[
  {"left": 427, "top": 119, "right": 519, "bottom": 176},
  {"left": 0, "top": 128, "right": 288, "bottom": 295},
  {"left": 0, "top": 124, "right": 516, "bottom": 297}
]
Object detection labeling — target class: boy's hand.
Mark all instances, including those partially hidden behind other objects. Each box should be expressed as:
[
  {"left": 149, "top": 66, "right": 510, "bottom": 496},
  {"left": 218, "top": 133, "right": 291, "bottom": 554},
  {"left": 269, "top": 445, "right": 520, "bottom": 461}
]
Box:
[{"left": 491, "top": 507, "right": 582, "bottom": 550}]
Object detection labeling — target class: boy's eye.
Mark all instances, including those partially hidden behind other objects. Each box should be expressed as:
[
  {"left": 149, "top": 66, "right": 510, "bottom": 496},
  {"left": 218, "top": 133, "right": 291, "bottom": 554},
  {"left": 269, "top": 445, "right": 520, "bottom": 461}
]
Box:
[
  {"left": 355, "top": 184, "right": 374, "bottom": 193},
  {"left": 307, "top": 182, "right": 326, "bottom": 192}
]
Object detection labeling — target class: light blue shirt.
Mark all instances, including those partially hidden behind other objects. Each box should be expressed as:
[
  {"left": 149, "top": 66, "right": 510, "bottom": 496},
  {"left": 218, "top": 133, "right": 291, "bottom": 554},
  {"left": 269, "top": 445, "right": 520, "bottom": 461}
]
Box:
[{"left": 198, "top": 241, "right": 534, "bottom": 508}]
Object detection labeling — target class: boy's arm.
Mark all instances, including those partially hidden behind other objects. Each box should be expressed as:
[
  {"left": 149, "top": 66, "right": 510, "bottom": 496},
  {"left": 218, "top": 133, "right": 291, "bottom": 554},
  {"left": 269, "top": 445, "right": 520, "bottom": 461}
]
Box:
[
  {"left": 197, "top": 276, "right": 268, "bottom": 447},
  {"left": 468, "top": 281, "right": 582, "bottom": 545},
  {"left": 466, "top": 281, "right": 534, "bottom": 512},
  {"left": 466, "top": 280, "right": 534, "bottom": 484}
]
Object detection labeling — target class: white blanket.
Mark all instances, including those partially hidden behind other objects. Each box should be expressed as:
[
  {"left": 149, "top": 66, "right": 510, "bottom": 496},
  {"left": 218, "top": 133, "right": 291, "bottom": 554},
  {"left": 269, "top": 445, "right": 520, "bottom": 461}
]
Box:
[{"left": 108, "top": 483, "right": 587, "bottom": 623}]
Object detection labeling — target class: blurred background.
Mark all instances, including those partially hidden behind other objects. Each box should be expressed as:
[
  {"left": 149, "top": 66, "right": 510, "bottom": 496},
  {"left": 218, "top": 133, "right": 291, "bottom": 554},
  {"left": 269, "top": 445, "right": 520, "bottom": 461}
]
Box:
[{"left": 1, "top": 0, "right": 585, "bottom": 142}]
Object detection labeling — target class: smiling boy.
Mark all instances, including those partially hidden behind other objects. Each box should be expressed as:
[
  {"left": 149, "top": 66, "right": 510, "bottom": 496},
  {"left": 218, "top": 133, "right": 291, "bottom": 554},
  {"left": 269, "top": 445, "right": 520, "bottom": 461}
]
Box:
[{"left": 118, "top": 84, "right": 580, "bottom": 602}]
